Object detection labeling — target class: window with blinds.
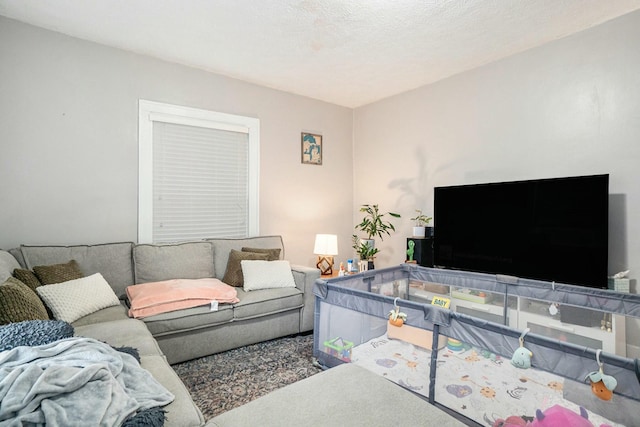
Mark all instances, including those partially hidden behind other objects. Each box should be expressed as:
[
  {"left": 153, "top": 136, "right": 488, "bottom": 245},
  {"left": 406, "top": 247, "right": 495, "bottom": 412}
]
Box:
[{"left": 138, "top": 100, "right": 259, "bottom": 243}]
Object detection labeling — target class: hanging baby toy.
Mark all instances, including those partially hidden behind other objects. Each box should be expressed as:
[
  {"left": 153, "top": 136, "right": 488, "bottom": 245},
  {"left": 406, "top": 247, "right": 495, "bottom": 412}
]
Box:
[
  {"left": 388, "top": 297, "right": 407, "bottom": 327},
  {"left": 511, "top": 328, "right": 533, "bottom": 369},
  {"left": 585, "top": 349, "right": 617, "bottom": 401}
]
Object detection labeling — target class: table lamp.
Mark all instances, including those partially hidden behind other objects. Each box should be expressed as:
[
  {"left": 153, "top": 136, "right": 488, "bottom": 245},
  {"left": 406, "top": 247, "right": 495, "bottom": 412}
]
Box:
[{"left": 313, "top": 234, "right": 338, "bottom": 275}]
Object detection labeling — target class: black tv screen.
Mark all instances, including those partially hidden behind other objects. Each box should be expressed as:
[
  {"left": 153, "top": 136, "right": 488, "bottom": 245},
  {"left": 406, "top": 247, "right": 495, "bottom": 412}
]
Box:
[{"left": 433, "top": 174, "right": 609, "bottom": 288}]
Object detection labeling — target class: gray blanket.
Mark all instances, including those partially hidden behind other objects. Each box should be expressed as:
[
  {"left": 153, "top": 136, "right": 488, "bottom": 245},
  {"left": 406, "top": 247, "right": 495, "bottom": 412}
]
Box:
[{"left": 0, "top": 337, "right": 174, "bottom": 426}]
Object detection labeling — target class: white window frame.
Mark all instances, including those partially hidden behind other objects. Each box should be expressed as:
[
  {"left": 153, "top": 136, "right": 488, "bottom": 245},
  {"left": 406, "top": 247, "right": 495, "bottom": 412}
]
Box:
[{"left": 138, "top": 99, "right": 260, "bottom": 243}]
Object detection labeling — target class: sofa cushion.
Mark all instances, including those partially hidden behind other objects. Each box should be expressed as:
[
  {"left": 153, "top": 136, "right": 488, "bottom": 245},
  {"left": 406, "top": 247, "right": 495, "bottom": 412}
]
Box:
[
  {"left": 74, "top": 318, "right": 164, "bottom": 357},
  {"left": 133, "top": 242, "right": 214, "bottom": 284},
  {"left": 221, "top": 249, "right": 269, "bottom": 287},
  {"left": 207, "top": 236, "right": 284, "bottom": 280},
  {"left": 12, "top": 269, "right": 42, "bottom": 291},
  {"left": 241, "top": 247, "right": 281, "bottom": 261},
  {"left": 232, "top": 287, "right": 303, "bottom": 320},
  {"left": 8, "top": 248, "right": 25, "bottom": 269},
  {"left": 0, "top": 319, "right": 74, "bottom": 352},
  {"left": 0, "top": 250, "right": 21, "bottom": 283},
  {"left": 72, "top": 304, "right": 130, "bottom": 327},
  {"left": 74, "top": 318, "right": 205, "bottom": 427},
  {"left": 20, "top": 243, "right": 135, "bottom": 299},
  {"left": 141, "top": 355, "right": 205, "bottom": 427},
  {"left": 33, "top": 259, "right": 84, "bottom": 285},
  {"left": 0, "top": 277, "right": 49, "bottom": 324},
  {"left": 36, "top": 273, "right": 121, "bottom": 323},
  {"left": 241, "top": 260, "right": 296, "bottom": 291},
  {"left": 141, "top": 304, "right": 234, "bottom": 337}
]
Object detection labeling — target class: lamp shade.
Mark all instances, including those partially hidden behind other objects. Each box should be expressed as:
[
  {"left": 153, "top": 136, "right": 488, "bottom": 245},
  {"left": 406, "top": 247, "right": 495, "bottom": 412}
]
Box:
[{"left": 313, "top": 234, "right": 338, "bottom": 256}]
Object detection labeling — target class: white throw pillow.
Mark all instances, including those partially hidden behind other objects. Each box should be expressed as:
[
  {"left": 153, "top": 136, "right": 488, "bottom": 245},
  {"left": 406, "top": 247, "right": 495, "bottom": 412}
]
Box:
[
  {"left": 36, "top": 273, "right": 120, "bottom": 323},
  {"left": 241, "top": 260, "right": 296, "bottom": 291}
]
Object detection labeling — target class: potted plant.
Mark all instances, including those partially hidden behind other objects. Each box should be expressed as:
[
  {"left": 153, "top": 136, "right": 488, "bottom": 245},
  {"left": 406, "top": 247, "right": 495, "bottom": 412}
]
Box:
[
  {"left": 354, "top": 204, "right": 401, "bottom": 242},
  {"left": 353, "top": 204, "right": 401, "bottom": 265},
  {"left": 352, "top": 234, "right": 380, "bottom": 268},
  {"left": 410, "top": 209, "right": 432, "bottom": 238}
]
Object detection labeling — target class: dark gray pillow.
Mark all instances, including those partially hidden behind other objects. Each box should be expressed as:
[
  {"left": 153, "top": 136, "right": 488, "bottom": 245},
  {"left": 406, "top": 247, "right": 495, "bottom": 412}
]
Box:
[{"left": 0, "top": 319, "right": 74, "bottom": 352}]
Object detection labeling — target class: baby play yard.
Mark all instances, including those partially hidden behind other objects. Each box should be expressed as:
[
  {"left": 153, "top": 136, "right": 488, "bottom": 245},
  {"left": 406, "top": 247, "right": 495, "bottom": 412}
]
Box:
[{"left": 313, "top": 265, "right": 640, "bottom": 427}]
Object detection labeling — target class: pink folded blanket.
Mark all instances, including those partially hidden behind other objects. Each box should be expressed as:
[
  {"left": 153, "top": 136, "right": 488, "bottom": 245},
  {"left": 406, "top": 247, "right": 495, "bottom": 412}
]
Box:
[{"left": 126, "top": 278, "right": 240, "bottom": 318}]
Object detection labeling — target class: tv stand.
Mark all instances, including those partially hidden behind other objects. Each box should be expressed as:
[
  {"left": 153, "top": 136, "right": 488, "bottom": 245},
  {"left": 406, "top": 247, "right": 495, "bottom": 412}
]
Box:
[
  {"left": 409, "top": 280, "right": 626, "bottom": 356},
  {"left": 517, "top": 297, "right": 625, "bottom": 355}
]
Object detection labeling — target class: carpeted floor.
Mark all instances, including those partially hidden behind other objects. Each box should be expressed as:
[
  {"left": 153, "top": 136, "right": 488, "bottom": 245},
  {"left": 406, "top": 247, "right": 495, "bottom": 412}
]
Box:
[{"left": 172, "top": 333, "right": 321, "bottom": 420}]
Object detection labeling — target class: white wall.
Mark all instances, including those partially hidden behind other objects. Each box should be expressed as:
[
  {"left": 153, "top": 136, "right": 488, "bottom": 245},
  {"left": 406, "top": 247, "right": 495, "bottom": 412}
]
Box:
[
  {"left": 353, "top": 10, "right": 640, "bottom": 277},
  {"left": 353, "top": 10, "right": 640, "bottom": 356},
  {"left": 0, "top": 17, "right": 354, "bottom": 267}
]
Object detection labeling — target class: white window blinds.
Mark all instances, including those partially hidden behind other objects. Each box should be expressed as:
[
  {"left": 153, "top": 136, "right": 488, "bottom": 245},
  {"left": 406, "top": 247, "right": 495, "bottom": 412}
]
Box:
[
  {"left": 138, "top": 100, "right": 259, "bottom": 243},
  {"left": 152, "top": 121, "right": 249, "bottom": 242}
]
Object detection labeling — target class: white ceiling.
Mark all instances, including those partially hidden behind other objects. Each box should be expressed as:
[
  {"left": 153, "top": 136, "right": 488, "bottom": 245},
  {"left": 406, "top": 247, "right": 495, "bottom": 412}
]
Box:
[{"left": 2, "top": 0, "right": 640, "bottom": 108}]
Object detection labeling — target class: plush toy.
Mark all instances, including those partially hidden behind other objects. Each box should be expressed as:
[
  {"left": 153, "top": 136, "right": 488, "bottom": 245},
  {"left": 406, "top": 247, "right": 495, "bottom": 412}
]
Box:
[
  {"left": 585, "top": 349, "right": 617, "bottom": 401},
  {"left": 388, "top": 298, "right": 407, "bottom": 327},
  {"left": 511, "top": 328, "right": 532, "bottom": 369},
  {"left": 511, "top": 347, "right": 533, "bottom": 369},
  {"left": 586, "top": 368, "right": 617, "bottom": 401},
  {"left": 492, "top": 415, "right": 528, "bottom": 427},
  {"left": 528, "top": 404, "right": 611, "bottom": 427}
]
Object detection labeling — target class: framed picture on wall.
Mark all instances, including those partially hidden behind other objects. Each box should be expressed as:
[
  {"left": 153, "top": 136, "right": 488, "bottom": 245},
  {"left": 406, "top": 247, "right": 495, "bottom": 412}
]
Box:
[{"left": 301, "top": 132, "right": 322, "bottom": 165}]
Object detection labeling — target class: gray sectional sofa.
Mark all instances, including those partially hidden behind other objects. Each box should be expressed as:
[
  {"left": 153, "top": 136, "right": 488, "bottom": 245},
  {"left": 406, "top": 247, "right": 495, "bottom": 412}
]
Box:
[{"left": 0, "top": 235, "right": 320, "bottom": 426}]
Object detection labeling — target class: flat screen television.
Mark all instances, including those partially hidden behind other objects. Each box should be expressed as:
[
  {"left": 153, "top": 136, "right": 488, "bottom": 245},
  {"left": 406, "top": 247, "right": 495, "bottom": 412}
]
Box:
[{"left": 433, "top": 174, "right": 609, "bottom": 289}]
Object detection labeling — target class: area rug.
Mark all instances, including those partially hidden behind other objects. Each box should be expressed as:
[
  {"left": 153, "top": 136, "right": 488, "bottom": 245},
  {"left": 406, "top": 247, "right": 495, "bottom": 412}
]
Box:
[{"left": 172, "top": 333, "right": 321, "bottom": 419}]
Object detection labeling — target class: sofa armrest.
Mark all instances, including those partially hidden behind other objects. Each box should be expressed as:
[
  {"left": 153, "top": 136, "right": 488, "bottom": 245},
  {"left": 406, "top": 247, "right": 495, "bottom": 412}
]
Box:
[
  {"left": 0, "top": 250, "right": 21, "bottom": 282},
  {"left": 290, "top": 264, "right": 320, "bottom": 332}
]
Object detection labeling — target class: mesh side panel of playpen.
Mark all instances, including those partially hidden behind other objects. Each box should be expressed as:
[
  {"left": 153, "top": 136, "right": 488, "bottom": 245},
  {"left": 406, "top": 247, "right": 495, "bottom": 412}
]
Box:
[{"left": 313, "top": 265, "right": 640, "bottom": 426}]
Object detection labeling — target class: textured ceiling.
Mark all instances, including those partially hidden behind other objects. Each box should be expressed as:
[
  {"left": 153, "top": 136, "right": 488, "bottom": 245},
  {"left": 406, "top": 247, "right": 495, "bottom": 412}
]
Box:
[{"left": 2, "top": 0, "right": 640, "bottom": 108}]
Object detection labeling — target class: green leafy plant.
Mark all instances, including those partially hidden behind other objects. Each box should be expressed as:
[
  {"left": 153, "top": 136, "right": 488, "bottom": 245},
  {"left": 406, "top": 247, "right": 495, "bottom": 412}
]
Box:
[
  {"left": 352, "top": 234, "right": 380, "bottom": 261},
  {"left": 410, "top": 209, "right": 432, "bottom": 227},
  {"left": 354, "top": 204, "right": 401, "bottom": 240}
]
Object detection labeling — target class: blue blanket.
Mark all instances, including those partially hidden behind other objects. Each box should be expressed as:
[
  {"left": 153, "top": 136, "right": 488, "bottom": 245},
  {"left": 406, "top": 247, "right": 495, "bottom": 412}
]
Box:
[{"left": 0, "top": 337, "right": 174, "bottom": 426}]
